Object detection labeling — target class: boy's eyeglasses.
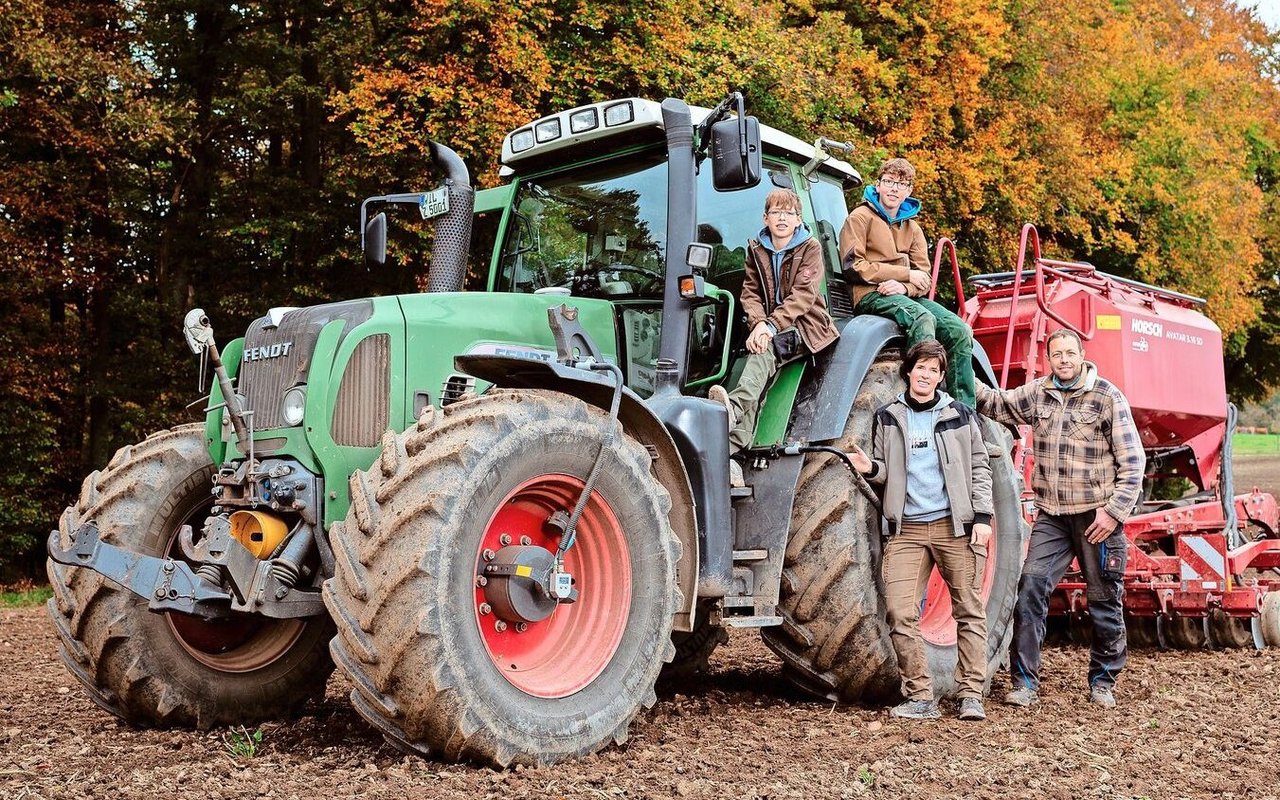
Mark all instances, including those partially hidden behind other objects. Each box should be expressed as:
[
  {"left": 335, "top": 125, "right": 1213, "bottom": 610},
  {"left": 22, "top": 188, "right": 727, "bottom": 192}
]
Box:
[
  {"left": 765, "top": 210, "right": 800, "bottom": 218},
  {"left": 878, "top": 178, "right": 912, "bottom": 191}
]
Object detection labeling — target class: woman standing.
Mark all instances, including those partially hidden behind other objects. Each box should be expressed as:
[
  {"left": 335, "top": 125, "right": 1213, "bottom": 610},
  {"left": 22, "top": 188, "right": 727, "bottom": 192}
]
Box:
[{"left": 850, "top": 340, "right": 993, "bottom": 721}]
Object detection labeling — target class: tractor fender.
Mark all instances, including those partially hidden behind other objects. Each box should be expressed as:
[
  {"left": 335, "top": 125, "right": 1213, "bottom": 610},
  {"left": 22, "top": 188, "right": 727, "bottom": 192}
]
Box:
[
  {"left": 802, "top": 316, "right": 903, "bottom": 443},
  {"left": 454, "top": 354, "right": 699, "bottom": 632},
  {"left": 801, "top": 315, "right": 999, "bottom": 443}
]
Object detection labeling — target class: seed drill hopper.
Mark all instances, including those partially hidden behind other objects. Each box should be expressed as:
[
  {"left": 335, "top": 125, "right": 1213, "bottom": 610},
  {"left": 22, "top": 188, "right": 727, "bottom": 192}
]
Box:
[{"left": 936, "top": 223, "right": 1280, "bottom": 649}]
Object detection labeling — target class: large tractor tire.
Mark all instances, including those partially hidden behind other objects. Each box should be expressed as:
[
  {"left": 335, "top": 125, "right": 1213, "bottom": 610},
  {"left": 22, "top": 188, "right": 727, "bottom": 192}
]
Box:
[
  {"left": 324, "top": 390, "right": 681, "bottom": 767},
  {"left": 46, "top": 424, "right": 334, "bottom": 728},
  {"left": 762, "top": 352, "right": 1027, "bottom": 702}
]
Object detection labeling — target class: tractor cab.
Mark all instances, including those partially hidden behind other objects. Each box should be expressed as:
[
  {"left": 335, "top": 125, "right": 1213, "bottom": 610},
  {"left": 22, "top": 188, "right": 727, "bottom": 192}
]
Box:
[{"left": 371, "top": 96, "right": 862, "bottom": 415}]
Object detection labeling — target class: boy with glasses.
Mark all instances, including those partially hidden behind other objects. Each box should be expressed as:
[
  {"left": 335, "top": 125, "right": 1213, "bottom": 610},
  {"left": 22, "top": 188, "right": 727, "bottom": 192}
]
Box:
[
  {"left": 710, "top": 188, "right": 839, "bottom": 483},
  {"left": 839, "top": 158, "right": 976, "bottom": 406}
]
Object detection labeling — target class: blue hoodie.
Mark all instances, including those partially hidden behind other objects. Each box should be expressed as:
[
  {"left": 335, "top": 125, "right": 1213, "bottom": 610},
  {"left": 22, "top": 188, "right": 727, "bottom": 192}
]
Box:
[
  {"left": 756, "top": 224, "right": 812, "bottom": 307},
  {"left": 898, "top": 388, "right": 953, "bottom": 522},
  {"left": 861, "top": 185, "right": 921, "bottom": 225}
]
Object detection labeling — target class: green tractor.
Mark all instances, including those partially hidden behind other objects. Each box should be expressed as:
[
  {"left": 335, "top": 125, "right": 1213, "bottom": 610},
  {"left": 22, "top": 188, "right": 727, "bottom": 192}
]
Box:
[{"left": 48, "top": 94, "right": 1026, "bottom": 766}]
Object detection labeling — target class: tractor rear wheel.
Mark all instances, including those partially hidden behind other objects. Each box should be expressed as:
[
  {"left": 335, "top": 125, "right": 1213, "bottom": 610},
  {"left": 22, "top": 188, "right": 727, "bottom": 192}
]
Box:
[
  {"left": 46, "top": 424, "right": 334, "bottom": 728},
  {"left": 324, "top": 390, "right": 681, "bottom": 767},
  {"left": 761, "top": 352, "right": 1027, "bottom": 702}
]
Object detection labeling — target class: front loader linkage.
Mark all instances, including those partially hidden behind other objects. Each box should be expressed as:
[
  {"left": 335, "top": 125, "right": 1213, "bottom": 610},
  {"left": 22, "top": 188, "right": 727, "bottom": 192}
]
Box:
[
  {"left": 48, "top": 522, "right": 232, "bottom": 620},
  {"left": 47, "top": 520, "right": 325, "bottom": 621}
]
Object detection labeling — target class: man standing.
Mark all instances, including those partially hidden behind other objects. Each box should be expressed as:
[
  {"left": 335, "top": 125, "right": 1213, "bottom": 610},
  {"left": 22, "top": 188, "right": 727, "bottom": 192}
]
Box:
[
  {"left": 839, "top": 157, "right": 976, "bottom": 407},
  {"left": 977, "top": 329, "right": 1145, "bottom": 708}
]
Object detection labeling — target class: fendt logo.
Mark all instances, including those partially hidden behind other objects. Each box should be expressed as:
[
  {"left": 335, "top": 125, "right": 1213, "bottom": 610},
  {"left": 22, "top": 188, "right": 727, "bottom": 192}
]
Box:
[
  {"left": 242, "top": 342, "right": 294, "bottom": 362},
  {"left": 1131, "top": 318, "right": 1163, "bottom": 338}
]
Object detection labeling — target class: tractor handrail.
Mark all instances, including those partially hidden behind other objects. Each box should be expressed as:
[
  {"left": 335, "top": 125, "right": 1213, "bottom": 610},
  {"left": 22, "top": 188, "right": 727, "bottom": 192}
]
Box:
[
  {"left": 998, "top": 223, "right": 1097, "bottom": 388},
  {"left": 928, "top": 236, "right": 966, "bottom": 309}
]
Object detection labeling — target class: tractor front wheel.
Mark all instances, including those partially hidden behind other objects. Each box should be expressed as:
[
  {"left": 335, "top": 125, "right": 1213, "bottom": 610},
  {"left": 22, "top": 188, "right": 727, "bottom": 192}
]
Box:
[
  {"left": 324, "top": 390, "right": 681, "bottom": 767},
  {"left": 46, "top": 424, "right": 334, "bottom": 728}
]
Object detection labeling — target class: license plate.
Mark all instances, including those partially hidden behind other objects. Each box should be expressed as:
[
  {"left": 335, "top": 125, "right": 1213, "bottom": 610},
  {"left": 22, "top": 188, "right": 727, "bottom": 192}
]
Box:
[{"left": 418, "top": 186, "right": 450, "bottom": 219}]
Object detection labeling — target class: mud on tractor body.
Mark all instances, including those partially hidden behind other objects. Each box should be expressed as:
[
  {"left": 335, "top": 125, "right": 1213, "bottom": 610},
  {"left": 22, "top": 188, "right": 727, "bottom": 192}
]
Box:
[{"left": 48, "top": 95, "right": 1029, "bottom": 766}]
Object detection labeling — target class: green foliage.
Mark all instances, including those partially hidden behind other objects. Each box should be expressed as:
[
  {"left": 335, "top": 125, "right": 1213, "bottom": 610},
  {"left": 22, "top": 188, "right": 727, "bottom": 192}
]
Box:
[
  {"left": 856, "top": 764, "right": 875, "bottom": 787},
  {"left": 1232, "top": 433, "right": 1280, "bottom": 456},
  {"left": 0, "top": 583, "right": 53, "bottom": 608},
  {"left": 221, "top": 726, "right": 264, "bottom": 759}
]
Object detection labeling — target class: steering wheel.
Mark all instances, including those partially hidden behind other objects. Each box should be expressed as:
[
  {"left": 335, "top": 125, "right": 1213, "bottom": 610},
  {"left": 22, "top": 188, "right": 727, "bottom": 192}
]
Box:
[{"left": 600, "top": 263, "right": 663, "bottom": 295}]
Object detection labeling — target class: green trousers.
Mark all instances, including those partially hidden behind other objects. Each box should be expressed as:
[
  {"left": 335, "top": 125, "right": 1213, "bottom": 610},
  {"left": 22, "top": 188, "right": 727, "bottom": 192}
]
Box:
[
  {"left": 855, "top": 293, "right": 976, "bottom": 407},
  {"left": 726, "top": 349, "right": 778, "bottom": 452}
]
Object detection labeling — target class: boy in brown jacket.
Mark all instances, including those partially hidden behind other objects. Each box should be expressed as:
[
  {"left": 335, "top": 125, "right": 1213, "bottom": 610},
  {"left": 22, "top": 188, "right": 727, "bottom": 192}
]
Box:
[
  {"left": 710, "top": 188, "right": 839, "bottom": 475},
  {"left": 839, "top": 158, "right": 976, "bottom": 406}
]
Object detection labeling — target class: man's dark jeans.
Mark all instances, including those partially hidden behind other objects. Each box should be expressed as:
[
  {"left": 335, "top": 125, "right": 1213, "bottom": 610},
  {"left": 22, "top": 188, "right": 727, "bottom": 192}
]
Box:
[{"left": 1010, "top": 509, "right": 1128, "bottom": 691}]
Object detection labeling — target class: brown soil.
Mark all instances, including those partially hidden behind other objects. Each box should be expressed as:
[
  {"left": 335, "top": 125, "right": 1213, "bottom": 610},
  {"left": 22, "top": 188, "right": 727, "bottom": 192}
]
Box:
[
  {"left": 5, "top": 458, "right": 1279, "bottom": 800},
  {"left": 1230, "top": 454, "right": 1280, "bottom": 498},
  {"left": 4, "top": 606, "right": 1279, "bottom": 800}
]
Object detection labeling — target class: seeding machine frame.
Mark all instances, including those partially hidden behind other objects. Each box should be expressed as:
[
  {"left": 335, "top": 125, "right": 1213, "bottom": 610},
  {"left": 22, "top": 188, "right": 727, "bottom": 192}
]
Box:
[{"left": 930, "top": 223, "right": 1280, "bottom": 649}]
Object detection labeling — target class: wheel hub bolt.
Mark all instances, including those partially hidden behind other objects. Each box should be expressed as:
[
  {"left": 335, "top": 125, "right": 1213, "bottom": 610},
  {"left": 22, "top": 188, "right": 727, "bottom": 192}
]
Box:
[
  {"left": 520, "top": 536, "right": 532, "bottom": 546},
  {"left": 482, "top": 548, "right": 496, "bottom": 561},
  {"left": 515, "top": 622, "right": 528, "bottom": 633},
  {"left": 475, "top": 575, "right": 488, "bottom": 588},
  {"left": 499, "top": 533, "right": 512, "bottom": 546},
  {"left": 479, "top": 603, "right": 492, "bottom": 616},
  {"left": 494, "top": 620, "right": 508, "bottom": 632}
]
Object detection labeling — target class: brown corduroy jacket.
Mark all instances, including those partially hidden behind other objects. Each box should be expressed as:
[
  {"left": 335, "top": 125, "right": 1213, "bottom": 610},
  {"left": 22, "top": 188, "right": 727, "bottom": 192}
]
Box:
[
  {"left": 838, "top": 203, "right": 930, "bottom": 307},
  {"left": 741, "top": 236, "right": 839, "bottom": 354}
]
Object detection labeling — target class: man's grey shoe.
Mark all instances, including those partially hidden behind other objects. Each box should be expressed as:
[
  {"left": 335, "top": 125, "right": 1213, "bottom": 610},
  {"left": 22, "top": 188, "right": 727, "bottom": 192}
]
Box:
[
  {"left": 1003, "top": 687, "right": 1040, "bottom": 707},
  {"left": 709, "top": 384, "right": 735, "bottom": 429},
  {"left": 957, "top": 697, "right": 987, "bottom": 721},
  {"left": 1089, "top": 684, "right": 1117, "bottom": 708},
  {"left": 889, "top": 699, "right": 941, "bottom": 720}
]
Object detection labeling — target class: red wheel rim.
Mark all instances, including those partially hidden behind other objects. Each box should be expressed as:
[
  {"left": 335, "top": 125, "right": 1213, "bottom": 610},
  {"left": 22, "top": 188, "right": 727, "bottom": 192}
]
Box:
[
  {"left": 162, "top": 500, "right": 305, "bottom": 671},
  {"left": 918, "top": 533, "right": 998, "bottom": 648},
  {"left": 475, "top": 474, "right": 632, "bottom": 698}
]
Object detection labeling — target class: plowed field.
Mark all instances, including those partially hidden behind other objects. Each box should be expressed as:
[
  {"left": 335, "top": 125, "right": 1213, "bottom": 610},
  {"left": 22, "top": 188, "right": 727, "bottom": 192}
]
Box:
[{"left": 4, "top": 457, "right": 1279, "bottom": 800}]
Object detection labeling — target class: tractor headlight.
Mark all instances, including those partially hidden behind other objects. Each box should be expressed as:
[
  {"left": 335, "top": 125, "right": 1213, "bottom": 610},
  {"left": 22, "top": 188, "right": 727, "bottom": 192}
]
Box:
[{"left": 281, "top": 386, "right": 307, "bottom": 426}]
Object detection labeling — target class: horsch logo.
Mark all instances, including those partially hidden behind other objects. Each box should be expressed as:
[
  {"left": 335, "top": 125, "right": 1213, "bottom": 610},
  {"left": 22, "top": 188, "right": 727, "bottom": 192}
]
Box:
[{"left": 1131, "top": 319, "right": 1163, "bottom": 338}]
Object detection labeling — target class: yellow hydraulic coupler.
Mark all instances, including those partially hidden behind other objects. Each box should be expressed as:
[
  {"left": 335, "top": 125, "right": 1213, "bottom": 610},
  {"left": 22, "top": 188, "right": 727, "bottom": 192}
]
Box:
[{"left": 229, "top": 510, "right": 289, "bottom": 559}]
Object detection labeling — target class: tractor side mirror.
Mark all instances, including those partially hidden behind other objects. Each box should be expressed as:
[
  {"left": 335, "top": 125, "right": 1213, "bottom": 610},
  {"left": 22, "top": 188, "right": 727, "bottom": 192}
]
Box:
[
  {"left": 710, "top": 115, "right": 762, "bottom": 192},
  {"left": 364, "top": 212, "right": 387, "bottom": 267}
]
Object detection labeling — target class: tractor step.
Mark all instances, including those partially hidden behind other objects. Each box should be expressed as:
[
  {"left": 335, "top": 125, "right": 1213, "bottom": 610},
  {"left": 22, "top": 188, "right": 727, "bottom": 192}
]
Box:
[
  {"left": 720, "top": 615, "right": 783, "bottom": 628},
  {"left": 730, "top": 486, "right": 754, "bottom": 501},
  {"left": 732, "top": 549, "right": 768, "bottom": 562}
]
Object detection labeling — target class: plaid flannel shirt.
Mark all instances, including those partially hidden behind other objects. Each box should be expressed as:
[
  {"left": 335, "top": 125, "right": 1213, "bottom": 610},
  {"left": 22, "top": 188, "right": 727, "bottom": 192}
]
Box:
[{"left": 977, "top": 363, "right": 1145, "bottom": 522}]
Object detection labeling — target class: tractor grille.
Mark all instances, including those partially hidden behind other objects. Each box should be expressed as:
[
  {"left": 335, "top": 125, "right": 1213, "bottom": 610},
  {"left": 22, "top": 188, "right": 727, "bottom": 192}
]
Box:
[
  {"left": 440, "top": 373, "right": 475, "bottom": 406},
  {"left": 332, "top": 334, "right": 391, "bottom": 447},
  {"left": 238, "top": 300, "right": 373, "bottom": 431},
  {"left": 826, "top": 276, "right": 855, "bottom": 318}
]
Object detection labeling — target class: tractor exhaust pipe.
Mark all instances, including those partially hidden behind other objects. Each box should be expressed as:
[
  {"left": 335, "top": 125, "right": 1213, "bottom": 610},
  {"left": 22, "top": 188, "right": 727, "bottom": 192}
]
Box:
[
  {"left": 656, "top": 99, "right": 697, "bottom": 386},
  {"left": 425, "top": 141, "right": 474, "bottom": 294},
  {"left": 358, "top": 141, "right": 474, "bottom": 291}
]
